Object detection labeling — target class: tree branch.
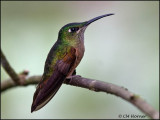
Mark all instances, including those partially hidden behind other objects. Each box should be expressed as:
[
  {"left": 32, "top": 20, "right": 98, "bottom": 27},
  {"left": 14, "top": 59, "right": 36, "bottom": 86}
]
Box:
[
  {"left": 1, "top": 49, "right": 21, "bottom": 84},
  {"left": 1, "top": 49, "right": 159, "bottom": 119},
  {"left": 1, "top": 75, "right": 159, "bottom": 119}
]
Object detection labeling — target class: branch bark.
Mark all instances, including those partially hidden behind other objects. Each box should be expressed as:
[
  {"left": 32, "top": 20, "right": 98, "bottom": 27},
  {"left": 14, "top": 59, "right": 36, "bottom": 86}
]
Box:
[
  {"left": 1, "top": 49, "right": 21, "bottom": 84},
  {"left": 1, "top": 75, "right": 159, "bottom": 119}
]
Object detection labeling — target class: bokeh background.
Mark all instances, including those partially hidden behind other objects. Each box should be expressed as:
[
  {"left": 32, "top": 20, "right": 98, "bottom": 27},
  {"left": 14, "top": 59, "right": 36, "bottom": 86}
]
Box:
[{"left": 1, "top": 1, "right": 159, "bottom": 119}]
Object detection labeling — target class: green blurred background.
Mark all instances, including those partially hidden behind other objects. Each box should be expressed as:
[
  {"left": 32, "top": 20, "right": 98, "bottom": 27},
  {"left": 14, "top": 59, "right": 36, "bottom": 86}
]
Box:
[{"left": 1, "top": 1, "right": 159, "bottom": 119}]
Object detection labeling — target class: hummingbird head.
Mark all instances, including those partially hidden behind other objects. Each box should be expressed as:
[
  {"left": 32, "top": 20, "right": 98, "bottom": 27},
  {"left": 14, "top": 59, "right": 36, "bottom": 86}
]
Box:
[{"left": 58, "top": 13, "right": 114, "bottom": 45}]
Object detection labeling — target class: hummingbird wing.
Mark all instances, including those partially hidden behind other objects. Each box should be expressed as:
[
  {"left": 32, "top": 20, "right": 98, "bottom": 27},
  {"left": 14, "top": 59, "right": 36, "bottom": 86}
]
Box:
[{"left": 31, "top": 46, "right": 76, "bottom": 112}]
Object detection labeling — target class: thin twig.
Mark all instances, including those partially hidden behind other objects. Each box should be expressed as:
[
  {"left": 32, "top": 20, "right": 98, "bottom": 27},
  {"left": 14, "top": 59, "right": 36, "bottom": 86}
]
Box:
[
  {"left": 1, "top": 49, "right": 21, "bottom": 84},
  {"left": 1, "top": 75, "right": 159, "bottom": 119}
]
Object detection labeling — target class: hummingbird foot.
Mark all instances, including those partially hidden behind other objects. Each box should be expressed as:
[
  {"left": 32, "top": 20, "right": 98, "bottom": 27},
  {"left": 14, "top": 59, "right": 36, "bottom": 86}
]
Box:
[
  {"left": 65, "top": 75, "right": 81, "bottom": 84},
  {"left": 66, "top": 75, "right": 81, "bottom": 80}
]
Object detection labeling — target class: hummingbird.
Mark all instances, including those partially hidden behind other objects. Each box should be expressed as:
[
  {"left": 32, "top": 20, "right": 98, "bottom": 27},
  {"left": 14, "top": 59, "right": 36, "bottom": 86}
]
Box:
[{"left": 31, "top": 13, "right": 114, "bottom": 112}]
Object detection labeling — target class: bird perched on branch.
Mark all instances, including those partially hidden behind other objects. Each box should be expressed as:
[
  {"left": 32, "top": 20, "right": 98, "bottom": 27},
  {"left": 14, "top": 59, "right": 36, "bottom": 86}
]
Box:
[{"left": 31, "top": 13, "right": 114, "bottom": 112}]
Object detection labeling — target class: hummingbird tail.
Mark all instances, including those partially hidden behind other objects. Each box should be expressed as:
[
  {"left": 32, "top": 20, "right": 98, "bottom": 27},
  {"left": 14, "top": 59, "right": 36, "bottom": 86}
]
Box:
[{"left": 31, "top": 73, "right": 66, "bottom": 112}]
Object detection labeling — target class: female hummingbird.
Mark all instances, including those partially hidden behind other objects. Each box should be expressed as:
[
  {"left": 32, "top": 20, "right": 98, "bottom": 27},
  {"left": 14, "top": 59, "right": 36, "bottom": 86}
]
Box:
[{"left": 31, "top": 13, "right": 114, "bottom": 112}]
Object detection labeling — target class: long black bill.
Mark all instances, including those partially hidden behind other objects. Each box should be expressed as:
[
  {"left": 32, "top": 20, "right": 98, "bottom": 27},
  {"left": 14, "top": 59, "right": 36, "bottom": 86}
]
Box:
[{"left": 85, "top": 13, "right": 114, "bottom": 26}]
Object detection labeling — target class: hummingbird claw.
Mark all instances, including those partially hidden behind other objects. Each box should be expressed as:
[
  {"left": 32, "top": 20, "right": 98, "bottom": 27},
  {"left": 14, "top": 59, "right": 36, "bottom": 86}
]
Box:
[
  {"left": 66, "top": 75, "right": 81, "bottom": 80},
  {"left": 65, "top": 75, "right": 81, "bottom": 84}
]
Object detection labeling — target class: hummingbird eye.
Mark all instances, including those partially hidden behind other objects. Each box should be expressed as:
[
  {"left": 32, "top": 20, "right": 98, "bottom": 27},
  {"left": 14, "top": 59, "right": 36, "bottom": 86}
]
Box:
[{"left": 68, "top": 27, "right": 79, "bottom": 33}]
